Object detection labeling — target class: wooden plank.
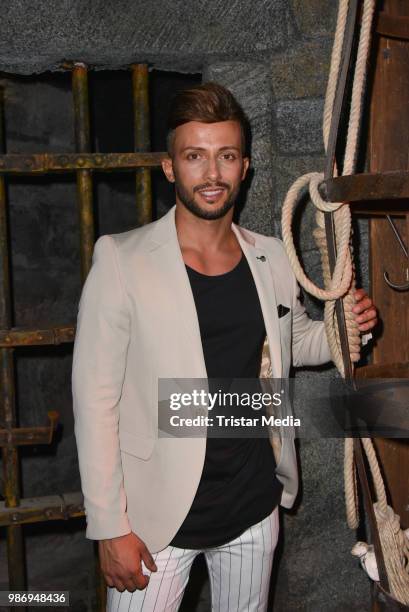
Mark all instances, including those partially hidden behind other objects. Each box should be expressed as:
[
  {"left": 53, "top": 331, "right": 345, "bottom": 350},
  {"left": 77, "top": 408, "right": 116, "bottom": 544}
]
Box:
[
  {"left": 369, "top": 0, "right": 409, "bottom": 367},
  {"left": 377, "top": 12, "right": 409, "bottom": 40},
  {"left": 353, "top": 201, "right": 409, "bottom": 215},
  {"left": 363, "top": 0, "right": 409, "bottom": 549},
  {"left": 356, "top": 363, "right": 409, "bottom": 531},
  {"left": 323, "top": 171, "right": 409, "bottom": 202},
  {"left": 357, "top": 362, "right": 409, "bottom": 378}
]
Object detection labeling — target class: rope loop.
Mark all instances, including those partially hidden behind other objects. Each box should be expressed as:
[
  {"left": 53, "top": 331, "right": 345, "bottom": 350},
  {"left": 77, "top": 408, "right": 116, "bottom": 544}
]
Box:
[
  {"left": 309, "top": 173, "right": 343, "bottom": 213},
  {"left": 281, "top": 171, "right": 353, "bottom": 302}
]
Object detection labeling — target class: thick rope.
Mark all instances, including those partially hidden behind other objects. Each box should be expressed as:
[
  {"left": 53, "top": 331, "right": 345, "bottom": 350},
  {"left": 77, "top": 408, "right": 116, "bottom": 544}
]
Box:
[
  {"left": 323, "top": 0, "right": 349, "bottom": 149},
  {"left": 281, "top": 0, "right": 409, "bottom": 603}
]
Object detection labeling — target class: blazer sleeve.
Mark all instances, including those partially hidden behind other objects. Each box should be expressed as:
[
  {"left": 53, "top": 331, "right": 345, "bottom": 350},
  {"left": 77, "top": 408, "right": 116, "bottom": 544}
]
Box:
[
  {"left": 289, "top": 263, "right": 332, "bottom": 367},
  {"left": 72, "top": 234, "right": 132, "bottom": 540}
]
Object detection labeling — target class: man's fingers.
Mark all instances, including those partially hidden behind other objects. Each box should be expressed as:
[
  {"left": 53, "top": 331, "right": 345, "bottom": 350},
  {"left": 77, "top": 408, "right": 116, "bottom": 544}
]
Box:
[
  {"left": 104, "top": 575, "right": 115, "bottom": 588},
  {"left": 133, "top": 568, "right": 151, "bottom": 590},
  {"left": 112, "top": 579, "right": 126, "bottom": 592},
  {"left": 123, "top": 571, "right": 149, "bottom": 592},
  {"left": 104, "top": 570, "right": 149, "bottom": 593},
  {"left": 358, "top": 320, "right": 377, "bottom": 332},
  {"left": 353, "top": 297, "right": 372, "bottom": 313},
  {"left": 103, "top": 572, "right": 126, "bottom": 591},
  {"left": 141, "top": 547, "right": 157, "bottom": 573},
  {"left": 98, "top": 535, "right": 155, "bottom": 594},
  {"left": 353, "top": 288, "right": 366, "bottom": 301},
  {"left": 356, "top": 309, "right": 377, "bottom": 329}
]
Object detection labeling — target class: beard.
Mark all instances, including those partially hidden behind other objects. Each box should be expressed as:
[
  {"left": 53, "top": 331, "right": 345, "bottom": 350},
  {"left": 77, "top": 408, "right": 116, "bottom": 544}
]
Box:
[{"left": 174, "top": 174, "right": 241, "bottom": 221}]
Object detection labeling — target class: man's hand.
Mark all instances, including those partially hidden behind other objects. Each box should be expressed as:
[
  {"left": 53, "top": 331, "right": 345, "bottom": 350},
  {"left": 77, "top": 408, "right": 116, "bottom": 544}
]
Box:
[
  {"left": 99, "top": 532, "right": 157, "bottom": 592},
  {"left": 352, "top": 288, "right": 378, "bottom": 332}
]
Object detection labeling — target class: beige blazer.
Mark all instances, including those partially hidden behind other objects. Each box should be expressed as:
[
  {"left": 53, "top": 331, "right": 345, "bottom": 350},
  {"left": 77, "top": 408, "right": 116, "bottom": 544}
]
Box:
[{"left": 72, "top": 205, "right": 331, "bottom": 552}]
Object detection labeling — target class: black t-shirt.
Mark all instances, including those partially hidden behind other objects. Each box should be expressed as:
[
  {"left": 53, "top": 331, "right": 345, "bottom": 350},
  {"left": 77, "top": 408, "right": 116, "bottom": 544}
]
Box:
[{"left": 169, "top": 253, "right": 283, "bottom": 549}]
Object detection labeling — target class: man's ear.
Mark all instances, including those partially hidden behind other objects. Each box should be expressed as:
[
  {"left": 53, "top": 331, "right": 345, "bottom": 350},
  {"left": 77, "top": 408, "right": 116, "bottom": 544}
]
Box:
[
  {"left": 161, "top": 157, "right": 175, "bottom": 183},
  {"left": 241, "top": 156, "right": 250, "bottom": 181}
]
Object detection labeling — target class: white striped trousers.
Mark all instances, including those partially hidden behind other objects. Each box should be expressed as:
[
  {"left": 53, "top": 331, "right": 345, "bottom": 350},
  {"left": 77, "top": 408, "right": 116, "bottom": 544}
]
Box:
[{"left": 107, "top": 506, "right": 279, "bottom": 612}]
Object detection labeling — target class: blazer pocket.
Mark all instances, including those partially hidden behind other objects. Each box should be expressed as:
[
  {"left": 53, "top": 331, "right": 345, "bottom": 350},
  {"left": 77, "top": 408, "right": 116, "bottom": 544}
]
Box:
[
  {"left": 119, "top": 430, "right": 155, "bottom": 461},
  {"left": 277, "top": 304, "right": 291, "bottom": 318}
]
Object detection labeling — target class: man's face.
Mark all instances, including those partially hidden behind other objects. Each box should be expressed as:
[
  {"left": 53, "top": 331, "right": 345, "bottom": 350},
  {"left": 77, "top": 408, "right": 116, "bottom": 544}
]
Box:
[{"left": 162, "top": 120, "right": 249, "bottom": 220}]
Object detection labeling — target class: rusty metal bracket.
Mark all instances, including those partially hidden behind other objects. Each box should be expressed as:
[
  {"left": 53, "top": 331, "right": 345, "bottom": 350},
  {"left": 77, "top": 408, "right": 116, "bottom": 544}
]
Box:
[
  {"left": 0, "top": 411, "right": 59, "bottom": 447},
  {"left": 0, "top": 325, "right": 75, "bottom": 347},
  {"left": 0, "top": 152, "right": 167, "bottom": 174},
  {"left": 0, "top": 492, "right": 84, "bottom": 526}
]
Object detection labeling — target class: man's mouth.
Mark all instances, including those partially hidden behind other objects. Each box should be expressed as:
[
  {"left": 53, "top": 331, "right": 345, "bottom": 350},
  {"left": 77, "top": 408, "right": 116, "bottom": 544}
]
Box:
[{"left": 197, "top": 187, "right": 226, "bottom": 203}]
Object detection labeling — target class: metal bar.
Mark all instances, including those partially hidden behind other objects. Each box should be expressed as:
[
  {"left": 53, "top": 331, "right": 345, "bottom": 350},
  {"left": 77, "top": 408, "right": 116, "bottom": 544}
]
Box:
[
  {"left": 324, "top": 0, "right": 360, "bottom": 386},
  {"left": 0, "top": 92, "right": 11, "bottom": 328},
  {"left": 0, "top": 87, "right": 27, "bottom": 594},
  {"left": 0, "top": 493, "right": 84, "bottom": 526},
  {"left": 0, "top": 325, "right": 75, "bottom": 347},
  {"left": 322, "top": 171, "right": 409, "bottom": 203},
  {"left": 325, "top": 0, "right": 360, "bottom": 180},
  {"left": 72, "top": 62, "right": 105, "bottom": 612},
  {"left": 0, "top": 411, "right": 58, "bottom": 446},
  {"left": 132, "top": 65, "right": 153, "bottom": 225},
  {"left": 72, "top": 63, "right": 94, "bottom": 281},
  {"left": 0, "top": 152, "right": 166, "bottom": 174}
]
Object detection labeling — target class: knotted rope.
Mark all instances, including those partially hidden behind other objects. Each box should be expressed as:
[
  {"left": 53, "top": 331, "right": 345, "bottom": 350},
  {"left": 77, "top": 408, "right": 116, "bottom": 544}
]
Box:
[{"left": 281, "top": 0, "right": 409, "bottom": 603}]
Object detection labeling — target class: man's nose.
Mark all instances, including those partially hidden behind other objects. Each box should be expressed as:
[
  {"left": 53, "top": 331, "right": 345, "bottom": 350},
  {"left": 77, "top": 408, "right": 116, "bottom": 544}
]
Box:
[{"left": 205, "top": 157, "right": 221, "bottom": 182}]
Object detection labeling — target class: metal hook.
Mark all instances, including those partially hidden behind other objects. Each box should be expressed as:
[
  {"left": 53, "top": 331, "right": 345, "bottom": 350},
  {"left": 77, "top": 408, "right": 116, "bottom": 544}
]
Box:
[{"left": 383, "top": 215, "right": 409, "bottom": 291}]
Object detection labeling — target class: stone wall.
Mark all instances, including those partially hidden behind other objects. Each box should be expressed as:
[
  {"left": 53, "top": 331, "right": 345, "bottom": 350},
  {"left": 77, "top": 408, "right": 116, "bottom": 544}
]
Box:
[{"left": 0, "top": 1, "right": 371, "bottom": 610}]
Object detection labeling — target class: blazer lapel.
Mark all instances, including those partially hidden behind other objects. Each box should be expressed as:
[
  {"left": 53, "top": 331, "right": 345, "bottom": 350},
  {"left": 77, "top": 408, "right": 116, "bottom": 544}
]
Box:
[
  {"left": 232, "top": 224, "right": 283, "bottom": 378},
  {"left": 148, "top": 206, "right": 208, "bottom": 378},
  {"left": 146, "top": 206, "right": 282, "bottom": 379}
]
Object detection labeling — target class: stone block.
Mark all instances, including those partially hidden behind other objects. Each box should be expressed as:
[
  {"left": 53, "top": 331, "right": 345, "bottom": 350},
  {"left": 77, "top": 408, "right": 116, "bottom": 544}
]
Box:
[
  {"left": 204, "top": 63, "right": 275, "bottom": 234},
  {"left": 272, "top": 153, "right": 326, "bottom": 223},
  {"left": 275, "top": 98, "right": 325, "bottom": 156},
  {"left": 1, "top": 0, "right": 292, "bottom": 74},
  {"left": 237, "top": 166, "right": 275, "bottom": 235},
  {"left": 204, "top": 62, "right": 273, "bottom": 142},
  {"left": 290, "top": 0, "right": 338, "bottom": 38},
  {"left": 271, "top": 39, "right": 332, "bottom": 100}
]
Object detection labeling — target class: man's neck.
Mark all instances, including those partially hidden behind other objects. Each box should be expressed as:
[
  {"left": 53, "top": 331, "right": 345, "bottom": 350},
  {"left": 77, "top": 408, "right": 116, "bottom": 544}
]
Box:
[
  {"left": 175, "top": 203, "right": 235, "bottom": 251},
  {"left": 175, "top": 203, "right": 242, "bottom": 275}
]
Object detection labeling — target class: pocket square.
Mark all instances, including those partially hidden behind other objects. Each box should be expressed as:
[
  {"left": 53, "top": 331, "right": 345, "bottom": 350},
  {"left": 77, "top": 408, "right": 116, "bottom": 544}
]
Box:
[{"left": 277, "top": 304, "right": 290, "bottom": 318}]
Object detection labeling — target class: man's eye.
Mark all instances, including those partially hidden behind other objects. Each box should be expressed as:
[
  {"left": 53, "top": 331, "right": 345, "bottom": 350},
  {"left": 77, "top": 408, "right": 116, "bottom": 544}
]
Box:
[
  {"left": 187, "top": 153, "right": 200, "bottom": 160},
  {"left": 222, "top": 153, "right": 236, "bottom": 160}
]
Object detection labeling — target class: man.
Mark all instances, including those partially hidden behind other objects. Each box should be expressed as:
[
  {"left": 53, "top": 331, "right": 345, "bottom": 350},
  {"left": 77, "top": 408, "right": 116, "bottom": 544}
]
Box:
[{"left": 72, "top": 82, "right": 377, "bottom": 611}]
